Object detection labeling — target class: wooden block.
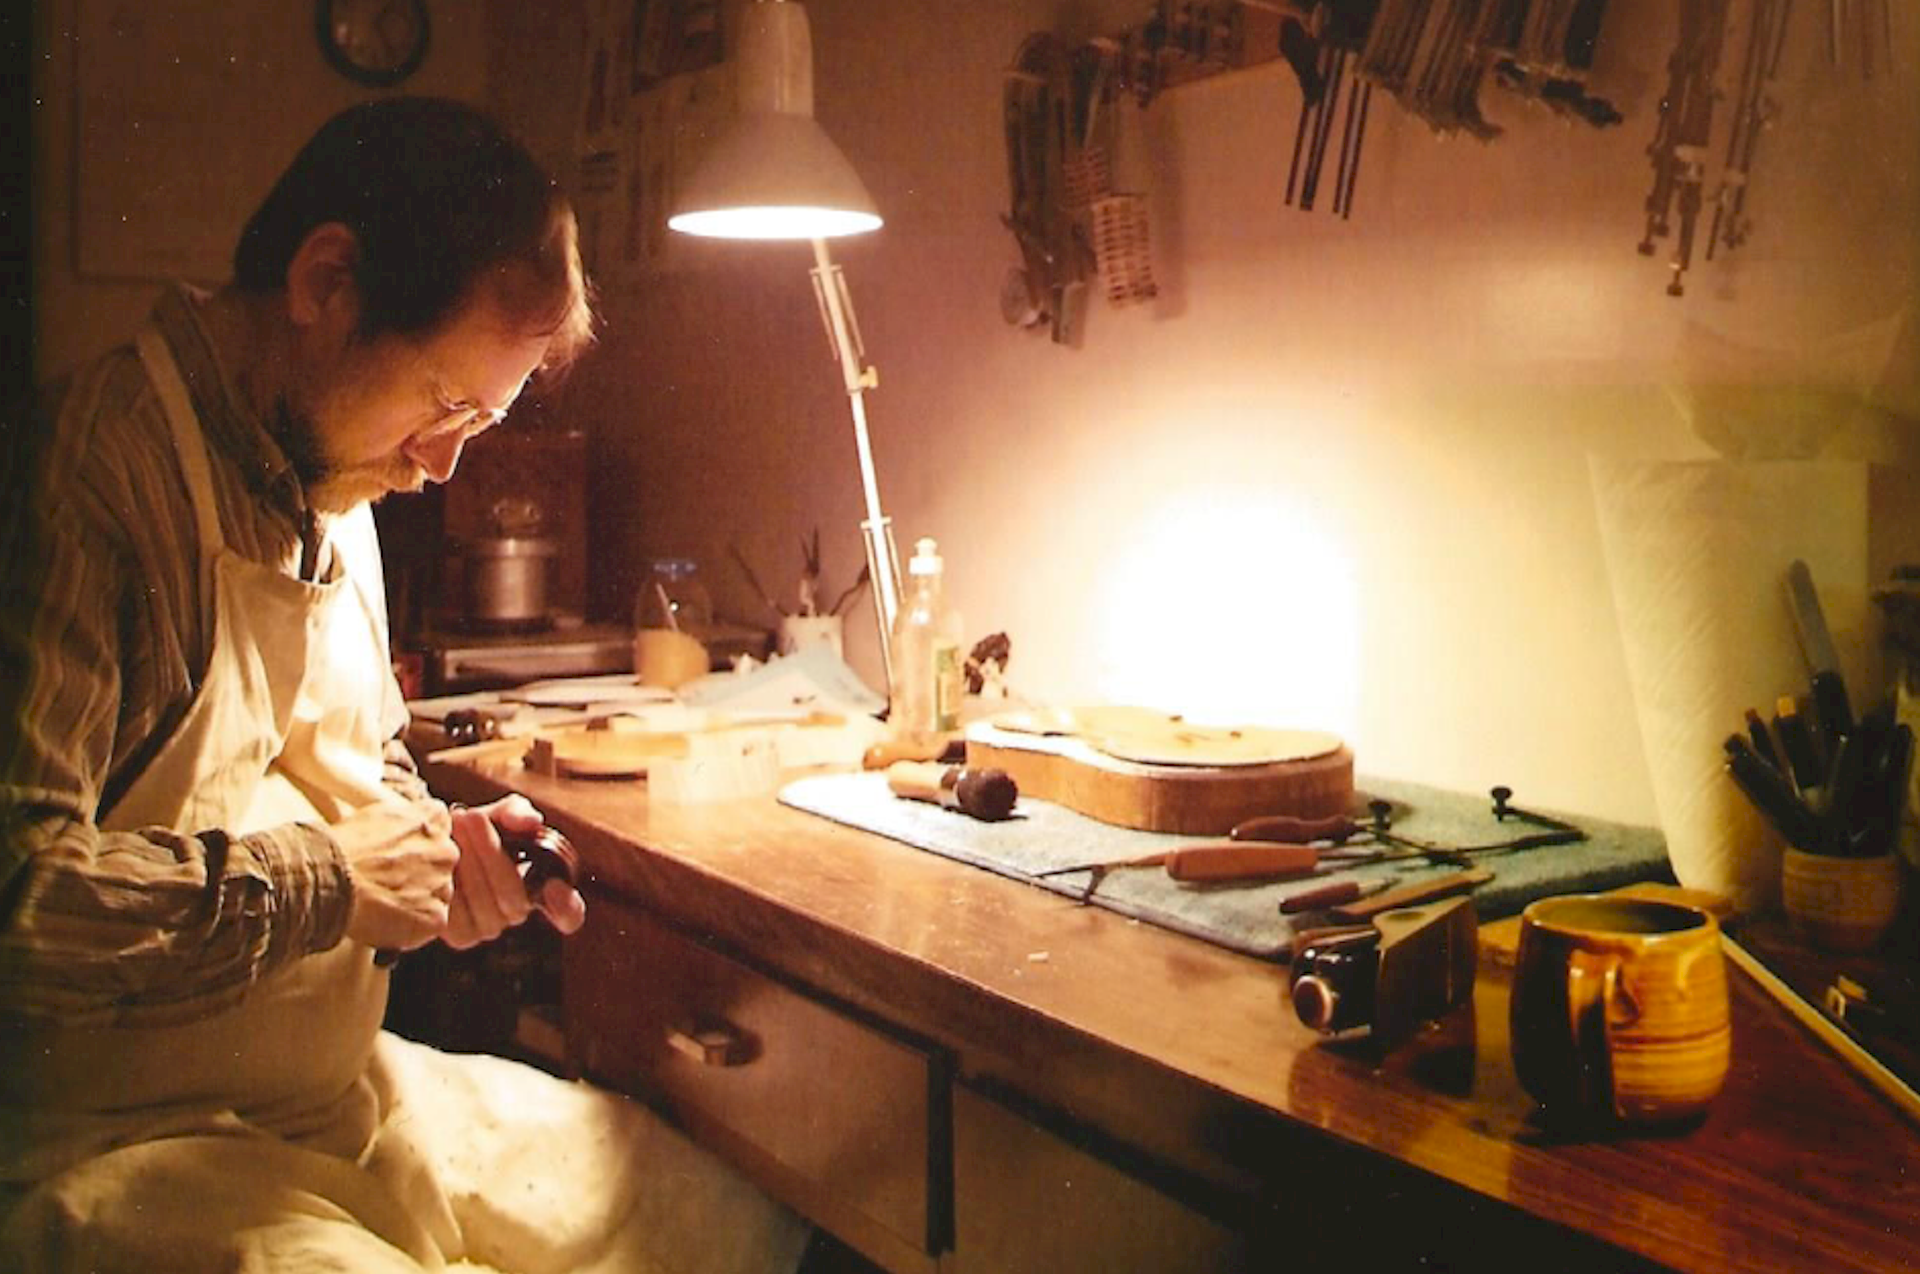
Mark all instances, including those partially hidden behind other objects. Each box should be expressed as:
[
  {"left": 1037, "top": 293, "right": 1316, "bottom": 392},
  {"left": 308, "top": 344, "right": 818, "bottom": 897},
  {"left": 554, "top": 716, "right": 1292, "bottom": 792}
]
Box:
[
  {"left": 649, "top": 733, "right": 783, "bottom": 804},
  {"left": 528, "top": 729, "right": 689, "bottom": 779}
]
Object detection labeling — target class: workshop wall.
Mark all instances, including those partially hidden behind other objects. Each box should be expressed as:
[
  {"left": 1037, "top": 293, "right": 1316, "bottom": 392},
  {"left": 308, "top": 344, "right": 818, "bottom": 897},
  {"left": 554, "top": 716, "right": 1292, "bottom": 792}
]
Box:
[
  {"left": 29, "top": 1, "right": 1915, "bottom": 830},
  {"left": 30, "top": 0, "right": 489, "bottom": 381},
  {"left": 556, "top": 0, "right": 1919, "bottom": 826}
]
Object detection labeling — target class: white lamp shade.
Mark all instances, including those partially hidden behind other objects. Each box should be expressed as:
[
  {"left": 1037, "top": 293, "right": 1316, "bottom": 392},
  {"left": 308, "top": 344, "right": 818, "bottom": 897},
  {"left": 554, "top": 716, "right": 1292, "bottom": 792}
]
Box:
[
  {"left": 668, "top": 0, "right": 881, "bottom": 240},
  {"left": 668, "top": 113, "right": 882, "bottom": 239}
]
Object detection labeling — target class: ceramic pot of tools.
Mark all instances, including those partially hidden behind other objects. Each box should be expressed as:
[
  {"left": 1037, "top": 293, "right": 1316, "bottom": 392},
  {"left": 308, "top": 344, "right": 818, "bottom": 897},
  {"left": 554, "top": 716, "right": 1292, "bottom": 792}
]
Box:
[{"left": 1781, "top": 848, "right": 1902, "bottom": 954}]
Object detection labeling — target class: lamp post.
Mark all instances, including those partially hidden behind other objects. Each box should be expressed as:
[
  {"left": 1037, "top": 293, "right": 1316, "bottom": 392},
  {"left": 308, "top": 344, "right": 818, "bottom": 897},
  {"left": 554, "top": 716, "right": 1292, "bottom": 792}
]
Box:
[{"left": 667, "top": 0, "right": 901, "bottom": 684}]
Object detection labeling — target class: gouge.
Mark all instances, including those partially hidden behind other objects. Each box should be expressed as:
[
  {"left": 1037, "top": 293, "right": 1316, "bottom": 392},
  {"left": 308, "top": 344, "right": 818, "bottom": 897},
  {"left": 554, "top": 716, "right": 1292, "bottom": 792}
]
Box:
[
  {"left": 1038, "top": 840, "right": 1322, "bottom": 884},
  {"left": 1327, "top": 867, "right": 1493, "bottom": 923}
]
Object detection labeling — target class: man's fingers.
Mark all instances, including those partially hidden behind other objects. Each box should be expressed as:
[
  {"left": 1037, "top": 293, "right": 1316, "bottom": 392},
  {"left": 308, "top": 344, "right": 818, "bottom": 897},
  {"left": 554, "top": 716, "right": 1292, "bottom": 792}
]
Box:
[
  {"left": 442, "top": 888, "right": 479, "bottom": 950},
  {"left": 538, "top": 879, "right": 588, "bottom": 935},
  {"left": 486, "top": 793, "right": 544, "bottom": 833},
  {"left": 454, "top": 810, "right": 535, "bottom": 934}
]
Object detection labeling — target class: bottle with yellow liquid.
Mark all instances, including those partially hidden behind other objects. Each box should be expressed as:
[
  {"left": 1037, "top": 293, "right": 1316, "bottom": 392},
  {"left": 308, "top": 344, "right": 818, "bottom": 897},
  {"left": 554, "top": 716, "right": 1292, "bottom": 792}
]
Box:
[
  {"left": 633, "top": 557, "right": 712, "bottom": 689},
  {"left": 890, "top": 538, "right": 963, "bottom": 741}
]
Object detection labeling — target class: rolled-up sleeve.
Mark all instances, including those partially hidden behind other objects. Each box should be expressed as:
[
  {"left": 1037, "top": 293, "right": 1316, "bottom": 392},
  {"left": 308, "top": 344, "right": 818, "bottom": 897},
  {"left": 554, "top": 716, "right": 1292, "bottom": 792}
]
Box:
[{"left": 0, "top": 381, "right": 355, "bottom": 1027}]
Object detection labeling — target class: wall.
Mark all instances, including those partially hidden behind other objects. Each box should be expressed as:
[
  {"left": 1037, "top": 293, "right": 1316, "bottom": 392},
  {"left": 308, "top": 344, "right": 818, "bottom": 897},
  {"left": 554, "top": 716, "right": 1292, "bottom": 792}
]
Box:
[
  {"left": 552, "top": 0, "right": 1920, "bottom": 827},
  {"left": 31, "top": 0, "right": 490, "bottom": 381},
  {"left": 29, "top": 1, "right": 1919, "bottom": 832}
]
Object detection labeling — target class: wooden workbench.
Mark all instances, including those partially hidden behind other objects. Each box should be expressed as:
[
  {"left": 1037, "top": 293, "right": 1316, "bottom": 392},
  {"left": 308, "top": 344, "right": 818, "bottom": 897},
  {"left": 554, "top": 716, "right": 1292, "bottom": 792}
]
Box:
[{"left": 425, "top": 753, "right": 1920, "bottom": 1273}]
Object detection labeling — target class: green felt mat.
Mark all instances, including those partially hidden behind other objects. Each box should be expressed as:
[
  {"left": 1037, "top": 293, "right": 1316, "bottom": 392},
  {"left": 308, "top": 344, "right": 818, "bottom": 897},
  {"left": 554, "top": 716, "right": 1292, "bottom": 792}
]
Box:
[{"left": 778, "top": 772, "right": 1673, "bottom": 960}]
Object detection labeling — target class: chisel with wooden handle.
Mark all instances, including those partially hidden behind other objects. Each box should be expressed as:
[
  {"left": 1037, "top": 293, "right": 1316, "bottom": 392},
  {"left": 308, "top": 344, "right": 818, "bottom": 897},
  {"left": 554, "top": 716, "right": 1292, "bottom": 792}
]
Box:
[
  {"left": 1039, "top": 841, "right": 1322, "bottom": 883},
  {"left": 1279, "top": 874, "right": 1395, "bottom": 914},
  {"left": 1326, "top": 867, "right": 1493, "bottom": 922},
  {"left": 1229, "top": 812, "right": 1363, "bottom": 843}
]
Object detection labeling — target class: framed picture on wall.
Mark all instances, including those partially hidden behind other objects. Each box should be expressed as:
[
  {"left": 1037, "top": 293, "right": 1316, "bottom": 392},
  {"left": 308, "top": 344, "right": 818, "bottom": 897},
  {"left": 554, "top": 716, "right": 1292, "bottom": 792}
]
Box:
[
  {"left": 578, "top": 0, "right": 729, "bottom": 286},
  {"left": 629, "top": 0, "right": 722, "bottom": 93}
]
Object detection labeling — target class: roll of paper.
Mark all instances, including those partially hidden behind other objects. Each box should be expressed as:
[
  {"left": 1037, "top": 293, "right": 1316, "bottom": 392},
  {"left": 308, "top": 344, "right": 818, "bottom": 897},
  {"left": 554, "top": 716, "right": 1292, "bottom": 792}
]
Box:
[{"left": 1589, "top": 459, "right": 1872, "bottom": 909}]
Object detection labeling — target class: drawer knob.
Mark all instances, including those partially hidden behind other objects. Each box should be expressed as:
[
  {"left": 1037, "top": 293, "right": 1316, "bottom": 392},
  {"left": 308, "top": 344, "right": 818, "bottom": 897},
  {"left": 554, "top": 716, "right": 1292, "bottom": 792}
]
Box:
[{"left": 666, "top": 1019, "right": 754, "bottom": 1067}]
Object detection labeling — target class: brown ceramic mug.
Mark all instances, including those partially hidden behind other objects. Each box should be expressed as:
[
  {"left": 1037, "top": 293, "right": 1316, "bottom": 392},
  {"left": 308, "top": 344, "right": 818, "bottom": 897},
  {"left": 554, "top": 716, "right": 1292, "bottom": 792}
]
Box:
[{"left": 1511, "top": 895, "right": 1730, "bottom": 1125}]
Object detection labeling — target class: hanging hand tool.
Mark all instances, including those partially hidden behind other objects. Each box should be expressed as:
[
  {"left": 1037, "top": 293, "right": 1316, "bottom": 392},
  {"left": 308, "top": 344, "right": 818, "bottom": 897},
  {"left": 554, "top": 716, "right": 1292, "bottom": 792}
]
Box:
[
  {"left": 1707, "top": 0, "right": 1791, "bottom": 259},
  {"left": 1299, "top": 41, "right": 1347, "bottom": 210},
  {"left": 1638, "top": 0, "right": 1731, "bottom": 296},
  {"left": 1331, "top": 70, "right": 1373, "bottom": 219},
  {"left": 1002, "top": 32, "right": 1090, "bottom": 344},
  {"left": 1286, "top": 27, "right": 1376, "bottom": 219}
]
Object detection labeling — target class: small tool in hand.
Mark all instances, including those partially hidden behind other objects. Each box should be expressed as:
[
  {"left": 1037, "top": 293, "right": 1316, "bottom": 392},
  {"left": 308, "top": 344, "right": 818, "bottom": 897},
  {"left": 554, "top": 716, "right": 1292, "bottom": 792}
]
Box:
[
  {"left": 375, "top": 822, "right": 582, "bottom": 967},
  {"left": 886, "top": 761, "right": 1019, "bottom": 822}
]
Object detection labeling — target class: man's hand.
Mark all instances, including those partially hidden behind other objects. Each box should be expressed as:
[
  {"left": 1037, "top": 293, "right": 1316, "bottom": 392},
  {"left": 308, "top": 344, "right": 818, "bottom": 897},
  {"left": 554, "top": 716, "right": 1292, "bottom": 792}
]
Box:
[
  {"left": 335, "top": 801, "right": 461, "bottom": 954},
  {"left": 443, "top": 794, "right": 588, "bottom": 949}
]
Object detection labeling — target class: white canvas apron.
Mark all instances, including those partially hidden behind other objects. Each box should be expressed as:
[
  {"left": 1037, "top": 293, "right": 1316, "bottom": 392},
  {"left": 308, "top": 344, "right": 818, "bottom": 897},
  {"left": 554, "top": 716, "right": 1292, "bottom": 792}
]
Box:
[
  {"left": 0, "top": 326, "right": 809, "bottom": 1274},
  {"left": 0, "top": 324, "right": 461, "bottom": 1268}
]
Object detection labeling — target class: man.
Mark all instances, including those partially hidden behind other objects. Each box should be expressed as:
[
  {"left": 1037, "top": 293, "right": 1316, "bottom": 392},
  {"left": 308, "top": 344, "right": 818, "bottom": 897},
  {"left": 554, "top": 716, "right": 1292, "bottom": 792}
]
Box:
[{"left": 0, "top": 98, "right": 807, "bottom": 1272}]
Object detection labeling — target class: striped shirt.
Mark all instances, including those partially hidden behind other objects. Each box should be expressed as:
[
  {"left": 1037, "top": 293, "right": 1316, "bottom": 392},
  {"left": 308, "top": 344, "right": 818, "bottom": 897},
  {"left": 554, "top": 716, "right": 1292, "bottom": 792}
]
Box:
[{"left": 0, "top": 285, "right": 426, "bottom": 1025}]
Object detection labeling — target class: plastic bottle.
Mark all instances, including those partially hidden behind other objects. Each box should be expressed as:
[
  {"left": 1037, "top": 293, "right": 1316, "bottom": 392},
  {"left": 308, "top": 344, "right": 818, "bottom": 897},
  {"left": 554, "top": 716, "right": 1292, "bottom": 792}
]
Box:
[{"left": 890, "top": 538, "right": 963, "bottom": 739}]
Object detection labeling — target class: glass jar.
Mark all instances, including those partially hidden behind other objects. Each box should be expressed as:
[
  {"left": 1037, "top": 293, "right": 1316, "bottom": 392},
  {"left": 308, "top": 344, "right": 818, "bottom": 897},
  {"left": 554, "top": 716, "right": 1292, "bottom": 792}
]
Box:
[
  {"left": 634, "top": 557, "right": 714, "bottom": 636},
  {"left": 633, "top": 558, "right": 714, "bottom": 690}
]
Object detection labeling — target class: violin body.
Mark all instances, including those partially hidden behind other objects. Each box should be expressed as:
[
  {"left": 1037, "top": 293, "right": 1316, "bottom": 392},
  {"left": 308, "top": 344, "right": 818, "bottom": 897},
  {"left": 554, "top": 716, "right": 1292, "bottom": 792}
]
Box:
[{"left": 963, "top": 706, "right": 1354, "bottom": 836}]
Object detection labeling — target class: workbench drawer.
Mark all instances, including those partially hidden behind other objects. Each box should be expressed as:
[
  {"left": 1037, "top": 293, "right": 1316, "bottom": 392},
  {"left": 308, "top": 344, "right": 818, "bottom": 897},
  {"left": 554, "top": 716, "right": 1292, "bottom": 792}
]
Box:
[
  {"left": 564, "top": 895, "right": 947, "bottom": 1270},
  {"left": 950, "top": 1083, "right": 1251, "bottom": 1274}
]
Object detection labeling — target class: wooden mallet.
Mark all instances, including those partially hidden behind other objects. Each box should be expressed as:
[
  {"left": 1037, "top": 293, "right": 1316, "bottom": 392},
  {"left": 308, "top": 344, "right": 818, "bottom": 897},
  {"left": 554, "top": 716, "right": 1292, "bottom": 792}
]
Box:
[{"left": 886, "top": 761, "right": 1019, "bottom": 822}]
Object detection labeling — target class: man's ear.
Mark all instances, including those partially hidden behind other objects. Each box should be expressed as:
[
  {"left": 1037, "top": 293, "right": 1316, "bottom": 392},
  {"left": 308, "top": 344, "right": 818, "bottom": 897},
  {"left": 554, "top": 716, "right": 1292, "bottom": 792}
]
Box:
[{"left": 284, "top": 223, "right": 362, "bottom": 331}]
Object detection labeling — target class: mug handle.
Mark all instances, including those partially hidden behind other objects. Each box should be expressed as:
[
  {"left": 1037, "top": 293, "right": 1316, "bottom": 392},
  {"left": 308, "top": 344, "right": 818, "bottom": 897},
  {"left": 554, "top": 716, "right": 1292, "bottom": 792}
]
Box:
[{"left": 1566, "top": 949, "right": 1621, "bottom": 1115}]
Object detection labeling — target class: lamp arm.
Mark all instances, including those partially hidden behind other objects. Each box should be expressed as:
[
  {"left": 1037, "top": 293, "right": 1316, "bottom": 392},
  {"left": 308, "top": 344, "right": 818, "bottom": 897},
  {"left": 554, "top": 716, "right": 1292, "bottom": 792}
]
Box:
[{"left": 810, "top": 237, "right": 902, "bottom": 682}]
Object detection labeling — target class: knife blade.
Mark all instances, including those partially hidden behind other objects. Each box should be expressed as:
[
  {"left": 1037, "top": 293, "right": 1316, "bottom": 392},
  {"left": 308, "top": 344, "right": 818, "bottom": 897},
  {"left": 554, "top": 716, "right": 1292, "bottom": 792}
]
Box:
[{"left": 1785, "top": 559, "right": 1854, "bottom": 745}]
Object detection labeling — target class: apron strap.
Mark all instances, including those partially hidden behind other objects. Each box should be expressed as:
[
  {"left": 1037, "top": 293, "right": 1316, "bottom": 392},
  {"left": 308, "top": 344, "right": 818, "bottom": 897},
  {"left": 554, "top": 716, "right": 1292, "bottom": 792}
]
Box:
[{"left": 136, "top": 326, "right": 229, "bottom": 582}]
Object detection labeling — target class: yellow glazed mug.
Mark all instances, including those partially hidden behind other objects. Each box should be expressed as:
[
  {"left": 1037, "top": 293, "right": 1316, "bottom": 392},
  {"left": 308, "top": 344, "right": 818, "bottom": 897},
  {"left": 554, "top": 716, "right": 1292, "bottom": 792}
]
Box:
[{"left": 1510, "top": 895, "right": 1730, "bottom": 1126}]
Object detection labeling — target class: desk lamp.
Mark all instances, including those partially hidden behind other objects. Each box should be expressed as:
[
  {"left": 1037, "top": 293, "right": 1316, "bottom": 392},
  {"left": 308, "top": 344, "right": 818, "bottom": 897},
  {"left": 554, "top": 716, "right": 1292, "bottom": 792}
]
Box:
[{"left": 667, "top": 0, "right": 899, "bottom": 681}]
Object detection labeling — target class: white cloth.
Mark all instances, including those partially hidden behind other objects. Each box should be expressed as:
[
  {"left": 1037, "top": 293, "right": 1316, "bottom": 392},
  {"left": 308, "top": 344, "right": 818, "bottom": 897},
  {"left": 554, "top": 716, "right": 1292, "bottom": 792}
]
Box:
[{"left": 0, "top": 325, "right": 808, "bottom": 1274}]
